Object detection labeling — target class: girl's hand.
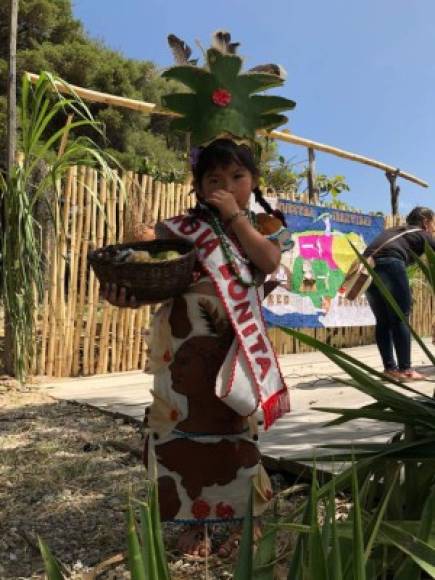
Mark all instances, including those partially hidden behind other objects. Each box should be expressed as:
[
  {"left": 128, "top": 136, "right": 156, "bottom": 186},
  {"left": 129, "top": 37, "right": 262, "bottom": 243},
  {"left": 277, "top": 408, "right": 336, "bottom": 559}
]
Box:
[
  {"left": 101, "top": 283, "right": 145, "bottom": 308},
  {"left": 205, "top": 189, "right": 241, "bottom": 222}
]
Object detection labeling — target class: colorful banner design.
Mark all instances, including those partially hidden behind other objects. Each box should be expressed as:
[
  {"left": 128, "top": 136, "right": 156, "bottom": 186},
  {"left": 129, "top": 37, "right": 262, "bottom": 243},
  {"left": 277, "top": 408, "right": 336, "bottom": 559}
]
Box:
[{"left": 262, "top": 201, "right": 385, "bottom": 328}]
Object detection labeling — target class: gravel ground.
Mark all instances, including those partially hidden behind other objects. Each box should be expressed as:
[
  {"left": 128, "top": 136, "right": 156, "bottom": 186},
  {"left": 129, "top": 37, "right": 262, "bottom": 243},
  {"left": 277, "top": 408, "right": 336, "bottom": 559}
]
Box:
[{"left": 0, "top": 378, "right": 306, "bottom": 579}]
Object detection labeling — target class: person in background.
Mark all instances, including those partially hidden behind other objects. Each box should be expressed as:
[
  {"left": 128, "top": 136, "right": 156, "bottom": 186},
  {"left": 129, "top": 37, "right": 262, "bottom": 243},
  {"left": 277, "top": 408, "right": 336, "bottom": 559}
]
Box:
[{"left": 365, "top": 206, "right": 435, "bottom": 381}]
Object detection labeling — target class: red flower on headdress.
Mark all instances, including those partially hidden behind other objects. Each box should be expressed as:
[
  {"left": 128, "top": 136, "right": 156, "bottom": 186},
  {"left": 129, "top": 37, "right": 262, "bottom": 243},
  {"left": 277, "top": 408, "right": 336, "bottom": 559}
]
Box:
[
  {"left": 212, "top": 88, "right": 232, "bottom": 107},
  {"left": 215, "top": 502, "right": 235, "bottom": 519},
  {"left": 191, "top": 498, "right": 211, "bottom": 519}
]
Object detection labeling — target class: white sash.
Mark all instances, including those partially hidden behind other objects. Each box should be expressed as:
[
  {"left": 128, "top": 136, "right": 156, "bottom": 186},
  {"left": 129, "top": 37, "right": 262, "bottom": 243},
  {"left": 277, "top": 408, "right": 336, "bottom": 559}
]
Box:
[{"left": 164, "top": 214, "right": 290, "bottom": 429}]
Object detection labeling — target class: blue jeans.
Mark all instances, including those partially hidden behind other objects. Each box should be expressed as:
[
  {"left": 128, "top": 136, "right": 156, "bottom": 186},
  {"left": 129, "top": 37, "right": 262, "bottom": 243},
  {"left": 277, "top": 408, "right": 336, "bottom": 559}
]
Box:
[{"left": 365, "top": 258, "right": 412, "bottom": 371}]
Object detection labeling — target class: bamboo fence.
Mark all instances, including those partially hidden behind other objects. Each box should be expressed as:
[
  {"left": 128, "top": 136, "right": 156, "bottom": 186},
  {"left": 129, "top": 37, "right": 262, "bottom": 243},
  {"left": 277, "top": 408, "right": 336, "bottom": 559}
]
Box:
[{"left": 29, "top": 167, "right": 433, "bottom": 377}]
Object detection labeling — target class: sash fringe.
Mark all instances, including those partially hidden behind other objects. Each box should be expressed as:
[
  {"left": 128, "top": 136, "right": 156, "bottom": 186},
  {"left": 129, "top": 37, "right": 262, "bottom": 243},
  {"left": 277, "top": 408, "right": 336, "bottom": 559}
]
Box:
[{"left": 262, "top": 388, "right": 291, "bottom": 430}]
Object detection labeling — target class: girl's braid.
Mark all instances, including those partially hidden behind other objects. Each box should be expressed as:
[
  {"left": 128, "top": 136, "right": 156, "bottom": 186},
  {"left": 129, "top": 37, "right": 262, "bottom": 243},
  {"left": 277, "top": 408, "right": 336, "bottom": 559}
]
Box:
[{"left": 253, "top": 187, "right": 287, "bottom": 227}]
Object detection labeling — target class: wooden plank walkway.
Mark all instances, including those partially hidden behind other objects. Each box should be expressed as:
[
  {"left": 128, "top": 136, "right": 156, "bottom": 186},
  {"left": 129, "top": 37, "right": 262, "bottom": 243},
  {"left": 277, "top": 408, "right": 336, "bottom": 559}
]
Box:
[{"left": 43, "top": 340, "right": 435, "bottom": 477}]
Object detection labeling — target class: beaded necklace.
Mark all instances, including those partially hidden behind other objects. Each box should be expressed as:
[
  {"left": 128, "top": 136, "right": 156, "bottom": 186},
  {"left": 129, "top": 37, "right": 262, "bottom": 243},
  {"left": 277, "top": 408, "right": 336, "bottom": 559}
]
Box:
[{"left": 206, "top": 208, "right": 259, "bottom": 287}]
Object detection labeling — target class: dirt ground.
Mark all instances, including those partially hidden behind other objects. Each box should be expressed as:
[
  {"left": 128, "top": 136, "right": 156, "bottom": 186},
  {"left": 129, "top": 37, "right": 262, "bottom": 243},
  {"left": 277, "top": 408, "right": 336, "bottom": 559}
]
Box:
[{"left": 0, "top": 378, "right": 302, "bottom": 580}]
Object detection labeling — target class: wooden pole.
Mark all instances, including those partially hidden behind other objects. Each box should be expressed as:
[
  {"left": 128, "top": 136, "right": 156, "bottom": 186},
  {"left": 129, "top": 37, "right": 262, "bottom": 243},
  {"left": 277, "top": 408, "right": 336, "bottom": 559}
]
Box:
[
  {"left": 307, "top": 147, "right": 317, "bottom": 204},
  {"left": 3, "top": 0, "right": 19, "bottom": 376},
  {"left": 386, "top": 171, "right": 400, "bottom": 224},
  {"left": 26, "top": 72, "right": 429, "bottom": 189},
  {"left": 6, "top": 1, "right": 18, "bottom": 176},
  {"left": 268, "top": 129, "right": 428, "bottom": 189},
  {"left": 26, "top": 72, "right": 160, "bottom": 115}
]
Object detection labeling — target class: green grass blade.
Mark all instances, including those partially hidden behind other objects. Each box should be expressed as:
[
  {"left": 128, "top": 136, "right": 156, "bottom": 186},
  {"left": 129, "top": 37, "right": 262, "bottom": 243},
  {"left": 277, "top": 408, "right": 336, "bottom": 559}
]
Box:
[
  {"left": 126, "top": 505, "right": 146, "bottom": 580},
  {"left": 363, "top": 467, "right": 399, "bottom": 561},
  {"left": 149, "top": 482, "right": 171, "bottom": 580},
  {"left": 234, "top": 487, "right": 254, "bottom": 580},
  {"left": 253, "top": 521, "right": 278, "bottom": 580},
  {"left": 313, "top": 406, "right": 418, "bottom": 425},
  {"left": 307, "top": 464, "right": 329, "bottom": 580},
  {"left": 327, "top": 479, "right": 343, "bottom": 580},
  {"left": 286, "top": 493, "right": 311, "bottom": 579},
  {"left": 395, "top": 486, "right": 435, "bottom": 579},
  {"left": 321, "top": 485, "right": 333, "bottom": 553},
  {"left": 38, "top": 537, "right": 65, "bottom": 580},
  {"left": 350, "top": 463, "right": 366, "bottom": 580},
  {"left": 376, "top": 519, "right": 435, "bottom": 577},
  {"left": 412, "top": 242, "right": 435, "bottom": 291},
  {"left": 138, "top": 501, "right": 157, "bottom": 578},
  {"left": 280, "top": 435, "right": 435, "bottom": 527}
]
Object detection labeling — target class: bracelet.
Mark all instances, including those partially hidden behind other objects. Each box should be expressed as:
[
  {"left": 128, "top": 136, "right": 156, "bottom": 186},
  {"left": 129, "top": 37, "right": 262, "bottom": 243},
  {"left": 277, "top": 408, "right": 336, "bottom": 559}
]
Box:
[{"left": 225, "top": 209, "right": 247, "bottom": 228}]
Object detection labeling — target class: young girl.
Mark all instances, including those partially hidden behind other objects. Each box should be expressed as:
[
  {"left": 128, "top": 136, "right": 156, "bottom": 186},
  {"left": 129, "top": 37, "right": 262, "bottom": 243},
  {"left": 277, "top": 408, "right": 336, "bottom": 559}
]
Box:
[
  {"left": 104, "top": 139, "right": 292, "bottom": 557},
  {"left": 104, "top": 30, "right": 296, "bottom": 557}
]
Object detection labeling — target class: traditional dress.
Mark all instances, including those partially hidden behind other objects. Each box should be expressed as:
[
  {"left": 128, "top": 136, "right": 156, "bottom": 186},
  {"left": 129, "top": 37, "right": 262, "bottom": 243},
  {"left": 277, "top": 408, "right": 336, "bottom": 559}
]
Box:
[{"left": 144, "top": 212, "right": 291, "bottom": 523}]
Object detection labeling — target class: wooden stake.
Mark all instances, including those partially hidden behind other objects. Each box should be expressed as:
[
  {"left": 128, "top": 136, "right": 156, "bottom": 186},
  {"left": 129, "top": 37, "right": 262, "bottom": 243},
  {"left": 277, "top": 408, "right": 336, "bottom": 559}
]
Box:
[
  {"left": 67, "top": 166, "right": 85, "bottom": 375},
  {"left": 307, "top": 147, "right": 318, "bottom": 204},
  {"left": 83, "top": 170, "right": 97, "bottom": 375},
  {"left": 72, "top": 167, "right": 93, "bottom": 375}
]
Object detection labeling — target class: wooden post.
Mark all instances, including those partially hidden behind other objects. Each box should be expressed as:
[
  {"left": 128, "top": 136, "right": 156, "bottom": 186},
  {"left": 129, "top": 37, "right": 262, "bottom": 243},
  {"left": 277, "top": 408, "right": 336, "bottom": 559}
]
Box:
[
  {"left": 386, "top": 170, "right": 400, "bottom": 225},
  {"left": 6, "top": 0, "right": 18, "bottom": 176},
  {"left": 3, "top": 0, "right": 19, "bottom": 376},
  {"left": 307, "top": 147, "right": 318, "bottom": 204}
]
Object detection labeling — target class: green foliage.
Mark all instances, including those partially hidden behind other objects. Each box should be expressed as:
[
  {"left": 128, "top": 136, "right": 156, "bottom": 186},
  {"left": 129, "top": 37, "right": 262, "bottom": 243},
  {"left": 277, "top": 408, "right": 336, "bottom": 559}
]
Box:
[
  {"left": 121, "top": 482, "right": 171, "bottom": 580},
  {"left": 259, "top": 143, "right": 353, "bottom": 209},
  {"left": 38, "top": 537, "right": 65, "bottom": 579},
  {"left": 261, "top": 153, "right": 301, "bottom": 194},
  {"left": 277, "top": 244, "right": 435, "bottom": 576},
  {"left": 1, "top": 71, "right": 121, "bottom": 382},
  {"left": 0, "top": 0, "right": 187, "bottom": 175},
  {"left": 316, "top": 173, "right": 351, "bottom": 207}
]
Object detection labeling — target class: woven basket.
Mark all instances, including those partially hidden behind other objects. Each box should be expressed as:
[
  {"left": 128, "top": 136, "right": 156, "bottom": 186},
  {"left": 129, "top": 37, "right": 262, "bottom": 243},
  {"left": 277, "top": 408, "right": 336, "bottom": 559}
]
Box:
[{"left": 88, "top": 240, "right": 196, "bottom": 304}]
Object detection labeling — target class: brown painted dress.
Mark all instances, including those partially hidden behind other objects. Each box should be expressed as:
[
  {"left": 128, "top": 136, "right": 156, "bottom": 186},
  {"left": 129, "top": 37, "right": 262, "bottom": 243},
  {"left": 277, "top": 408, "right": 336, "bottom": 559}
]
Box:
[{"left": 144, "top": 214, "right": 288, "bottom": 523}]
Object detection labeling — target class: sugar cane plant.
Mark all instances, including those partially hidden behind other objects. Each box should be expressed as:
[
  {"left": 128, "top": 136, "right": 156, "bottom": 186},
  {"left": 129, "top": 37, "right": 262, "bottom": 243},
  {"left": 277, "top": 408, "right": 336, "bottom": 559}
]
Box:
[{"left": 0, "top": 71, "right": 121, "bottom": 382}]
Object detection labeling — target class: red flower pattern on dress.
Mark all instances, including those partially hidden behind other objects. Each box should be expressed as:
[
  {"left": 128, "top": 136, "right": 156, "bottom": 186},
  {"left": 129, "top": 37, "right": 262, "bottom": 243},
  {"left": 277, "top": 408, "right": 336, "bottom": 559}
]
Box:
[
  {"left": 163, "top": 349, "right": 172, "bottom": 363},
  {"left": 170, "top": 409, "right": 179, "bottom": 422},
  {"left": 191, "top": 499, "right": 211, "bottom": 519},
  {"left": 212, "top": 88, "right": 232, "bottom": 107},
  {"left": 215, "top": 501, "right": 235, "bottom": 519}
]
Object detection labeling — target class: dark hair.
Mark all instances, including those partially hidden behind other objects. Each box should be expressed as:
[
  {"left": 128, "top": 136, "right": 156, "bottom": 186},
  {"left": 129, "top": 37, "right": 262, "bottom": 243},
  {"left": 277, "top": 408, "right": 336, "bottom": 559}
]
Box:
[
  {"left": 406, "top": 206, "right": 434, "bottom": 227},
  {"left": 192, "top": 139, "right": 286, "bottom": 227}
]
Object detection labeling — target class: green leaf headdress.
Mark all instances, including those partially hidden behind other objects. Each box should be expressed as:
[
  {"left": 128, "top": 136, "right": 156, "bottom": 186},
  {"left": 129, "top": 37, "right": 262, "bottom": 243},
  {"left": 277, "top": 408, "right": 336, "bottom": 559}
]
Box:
[{"left": 162, "top": 31, "right": 296, "bottom": 148}]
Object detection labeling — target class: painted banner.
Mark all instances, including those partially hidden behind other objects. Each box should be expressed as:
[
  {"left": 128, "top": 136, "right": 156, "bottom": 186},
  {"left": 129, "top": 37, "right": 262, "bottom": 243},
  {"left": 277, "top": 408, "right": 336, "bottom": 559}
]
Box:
[{"left": 262, "top": 200, "right": 385, "bottom": 328}]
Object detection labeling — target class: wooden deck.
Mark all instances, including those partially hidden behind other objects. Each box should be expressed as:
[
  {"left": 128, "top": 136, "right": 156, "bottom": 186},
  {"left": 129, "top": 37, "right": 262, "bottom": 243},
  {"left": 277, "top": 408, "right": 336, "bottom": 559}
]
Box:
[{"left": 43, "top": 339, "right": 435, "bottom": 477}]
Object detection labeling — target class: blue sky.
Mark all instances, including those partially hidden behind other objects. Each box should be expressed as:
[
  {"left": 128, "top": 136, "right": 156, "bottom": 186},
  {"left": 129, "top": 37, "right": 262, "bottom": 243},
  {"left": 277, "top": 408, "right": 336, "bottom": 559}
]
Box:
[{"left": 72, "top": 0, "right": 435, "bottom": 214}]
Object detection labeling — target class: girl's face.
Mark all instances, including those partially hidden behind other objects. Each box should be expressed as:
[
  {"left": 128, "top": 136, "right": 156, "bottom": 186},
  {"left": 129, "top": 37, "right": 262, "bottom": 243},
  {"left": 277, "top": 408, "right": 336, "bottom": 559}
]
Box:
[{"left": 197, "top": 162, "right": 257, "bottom": 210}]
